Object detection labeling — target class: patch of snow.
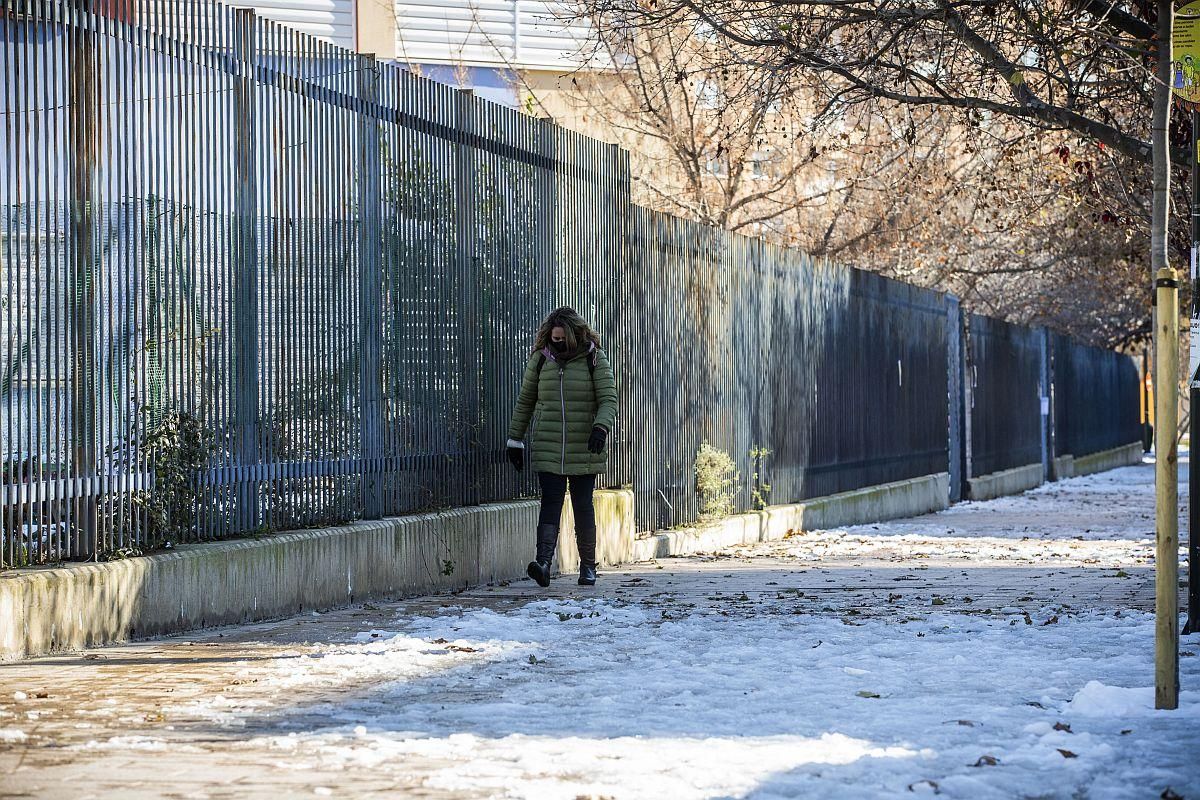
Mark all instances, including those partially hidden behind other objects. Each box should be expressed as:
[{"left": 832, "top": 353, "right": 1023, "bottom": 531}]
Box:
[
  {"left": 0, "top": 728, "right": 27, "bottom": 742},
  {"left": 1068, "top": 680, "right": 1200, "bottom": 718}
]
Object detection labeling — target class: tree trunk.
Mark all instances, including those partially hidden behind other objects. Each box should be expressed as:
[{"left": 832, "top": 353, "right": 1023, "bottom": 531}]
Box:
[{"left": 1152, "top": 0, "right": 1172, "bottom": 274}]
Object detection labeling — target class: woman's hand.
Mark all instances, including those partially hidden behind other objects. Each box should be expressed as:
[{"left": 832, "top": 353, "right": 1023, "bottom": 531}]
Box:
[
  {"left": 506, "top": 439, "right": 525, "bottom": 471},
  {"left": 587, "top": 426, "right": 608, "bottom": 454}
]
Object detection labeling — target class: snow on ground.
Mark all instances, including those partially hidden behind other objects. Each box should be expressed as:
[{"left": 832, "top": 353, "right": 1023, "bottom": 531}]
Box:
[
  {"left": 147, "top": 595, "right": 1200, "bottom": 800},
  {"left": 729, "top": 464, "right": 1170, "bottom": 569}
]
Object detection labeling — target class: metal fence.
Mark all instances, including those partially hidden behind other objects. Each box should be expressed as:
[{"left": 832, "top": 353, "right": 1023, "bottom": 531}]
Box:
[
  {"left": 960, "top": 314, "right": 1144, "bottom": 486},
  {"left": 1, "top": 0, "right": 628, "bottom": 565},
  {"left": 0, "top": 0, "right": 1145, "bottom": 567},
  {"left": 963, "top": 314, "right": 1048, "bottom": 478},
  {"left": 621, "top": 208, "right": 950, "bottom": 529},
  {"left": 1051, "top": 333, "right": 1143, "bottom": 459}
]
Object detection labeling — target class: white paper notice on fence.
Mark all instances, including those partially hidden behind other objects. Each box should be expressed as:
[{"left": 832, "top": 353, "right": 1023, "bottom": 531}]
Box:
[{"left": 1191, "top": 317, "right": 1200, "bottom": 388}]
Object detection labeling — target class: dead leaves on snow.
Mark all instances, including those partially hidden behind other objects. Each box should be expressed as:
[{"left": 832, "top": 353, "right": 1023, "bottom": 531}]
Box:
[
  {"left": 907, "top": 779, "right": 940, "bottom": 793},
  {"left": 428, "top": 638, "right": 479, "bottom": 653}
]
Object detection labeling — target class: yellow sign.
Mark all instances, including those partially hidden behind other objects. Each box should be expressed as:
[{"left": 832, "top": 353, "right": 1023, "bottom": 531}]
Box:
[{"left": 1173, "top": 2, "right": 1200, "bottom": 103}]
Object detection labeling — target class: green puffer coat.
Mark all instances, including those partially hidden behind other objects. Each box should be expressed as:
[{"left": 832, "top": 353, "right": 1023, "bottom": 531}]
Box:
[{"left": 507, "top": 344, "right": 618, "bottom": 475}]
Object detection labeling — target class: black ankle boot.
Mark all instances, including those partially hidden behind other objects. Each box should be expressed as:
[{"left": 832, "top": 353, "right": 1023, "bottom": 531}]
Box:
[
  {"left": 527, "top": 523, "right": 558, "bottom": 588},
  {"left": 576, "top": 525, "right": 597, "bottom": 586}
]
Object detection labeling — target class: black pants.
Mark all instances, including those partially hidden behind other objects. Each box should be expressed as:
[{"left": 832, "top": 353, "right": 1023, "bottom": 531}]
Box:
[{"left": 537, "top": 472, "right": 597, "bottom": 531}]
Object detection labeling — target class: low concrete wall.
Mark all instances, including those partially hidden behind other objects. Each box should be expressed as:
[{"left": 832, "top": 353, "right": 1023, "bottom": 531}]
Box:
[
  {"left": 1062, "top": 442, "right": 1144, "bottom": 479},
  {"left": 0, "top": 501, "right": 544, "bottom": 662},
  {"left": 631, "top": 473, "right": 949, "bottom": 560},
  {"left": 966, "top": 463, "right": 1043, "bottom": 501},
  {"left": 1051, "top": 455, "right": 1075, "bottom": 482},
  {"left": 0, "top": 474, "right": 948, "bottom": 661},
  {"left": 556, "top": 488, "right": 637, "bottom": 571}
]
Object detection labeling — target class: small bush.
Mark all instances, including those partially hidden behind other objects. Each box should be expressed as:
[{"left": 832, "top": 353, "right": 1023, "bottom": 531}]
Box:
[
  {"left": 695, "top": 442, "right": 738, "bottom": 522},
  {"left": 750, "top": 446, "right": 772, "bottom": 510},
  {"left": 126, "top": 409, "right": 212, "bottom": 548}
]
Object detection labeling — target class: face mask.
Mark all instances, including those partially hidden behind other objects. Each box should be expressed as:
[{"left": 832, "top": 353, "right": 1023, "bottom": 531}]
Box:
[{"left": 551, "top": 340, "right": 568, "bottom": 353}]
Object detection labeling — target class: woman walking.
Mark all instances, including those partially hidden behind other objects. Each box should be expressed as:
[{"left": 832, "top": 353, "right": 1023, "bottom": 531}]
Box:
[{"left": 505, "top": 307, "right": 618, "bottom": 587}]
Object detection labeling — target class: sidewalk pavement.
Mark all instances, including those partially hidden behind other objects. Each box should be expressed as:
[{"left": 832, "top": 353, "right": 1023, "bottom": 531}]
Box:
[{"left": 0, "top": 462, "right": 1196, "bottom": 799}]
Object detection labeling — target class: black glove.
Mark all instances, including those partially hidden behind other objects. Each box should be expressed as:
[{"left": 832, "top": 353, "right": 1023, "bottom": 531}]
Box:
[
  {"left": 507, "top": 445, "right": 524, "bottom": 471},
  {"left": 587, "top": 426, "right": 608, "bottom": 454}
]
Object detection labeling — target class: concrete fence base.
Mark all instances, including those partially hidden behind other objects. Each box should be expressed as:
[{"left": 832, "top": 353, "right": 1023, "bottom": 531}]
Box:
[
  {"left": 630, "top": 473, "right": 950, "bottom": 559},
  {"left": 964, "top": 442, "right": 1143, "bottom": 503},
  {"left": 966, "top": 463, "right": 1044, "bottom": 501},
  {"left": 1052, "top": 442, "right": 1144, "bottom": 481},
  {"left": 0, "top": 502, "right": 541, "bottom": 662}
]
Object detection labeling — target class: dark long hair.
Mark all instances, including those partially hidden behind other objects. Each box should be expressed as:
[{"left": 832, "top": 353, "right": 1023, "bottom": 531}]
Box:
[{"left": 532, "top": 307, "right": 601, "bottom": 353}]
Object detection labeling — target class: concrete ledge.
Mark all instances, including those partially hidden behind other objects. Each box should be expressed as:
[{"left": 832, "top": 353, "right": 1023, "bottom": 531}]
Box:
[
  {"left": 1051, "top": 455, "right": 1075, "bottom": 482},
  {"left": 630, "top": 473, "right": 950, "bottom": 560},
  {"left": 557, "top": 488, "right": 637, "bottom": 570},
  {"left": 0, "top": 500, "right": 549, "bottom": 662},
  {"left": 966, "top": 463, "right": 1043, "bottom": 501},
  {"left": 1066, "top": 442, "right": 1144, "bottom": 478}
]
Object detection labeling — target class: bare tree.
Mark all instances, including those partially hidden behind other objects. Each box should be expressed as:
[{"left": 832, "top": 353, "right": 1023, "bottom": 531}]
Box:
[
  {"left": 530, "top": 10, "right": 1161, "bottom": 345},
  {"left": 582, "top": 1, "right": 1168, "bottom": 163}
]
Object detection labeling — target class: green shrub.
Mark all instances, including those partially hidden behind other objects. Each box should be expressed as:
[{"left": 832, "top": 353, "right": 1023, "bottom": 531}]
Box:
[{"left": 694, "top": 442, "right": 738, "bottom": 522}]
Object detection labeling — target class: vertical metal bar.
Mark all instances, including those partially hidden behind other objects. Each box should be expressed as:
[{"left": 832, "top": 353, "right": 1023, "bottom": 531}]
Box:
[
  {"left": 453, "top": 88, "right": 479, "bottom": 506},
  {"left": 98, "top": 0, "right": 113, "bottom": 557},
  {"left": 2, "top": 0, "right": 22, "bottom": 565},
  {"left": 1187, "top": 108, "right": 1200, "bottom": 635},
  {"left": 68, "top": 0, "right": 100, "bottom": 559},
  {"left": 232, "top": 8, "right": 258, "bottom": 533}
]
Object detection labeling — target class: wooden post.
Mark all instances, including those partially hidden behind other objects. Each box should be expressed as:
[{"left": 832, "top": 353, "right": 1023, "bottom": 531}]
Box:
[{"left": 1154, "top": 267, "right": 1180, "bottom": 710}]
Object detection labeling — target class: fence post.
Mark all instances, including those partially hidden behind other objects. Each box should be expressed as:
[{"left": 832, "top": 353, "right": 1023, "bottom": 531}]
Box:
[
  {"left": 232, "top": 9, "right": 260, "bottom": 533},
  {"left": 1039, "top": 327, "right": 1052, "bottom": 482},
  {"left": 67, "top": 1, "right": 100, "bottom": 558},
  {"left": 454, "top": 89, "right": 482, "bottom": 505},
  {"left": 946, "top": 295, "right": 963, "bottom": 503},
  {"left": 357, "top": 54, "right": 384, "bottom": 519},
  {"left": 961, "top": 314, "right": 975, "bottom": 495}
]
